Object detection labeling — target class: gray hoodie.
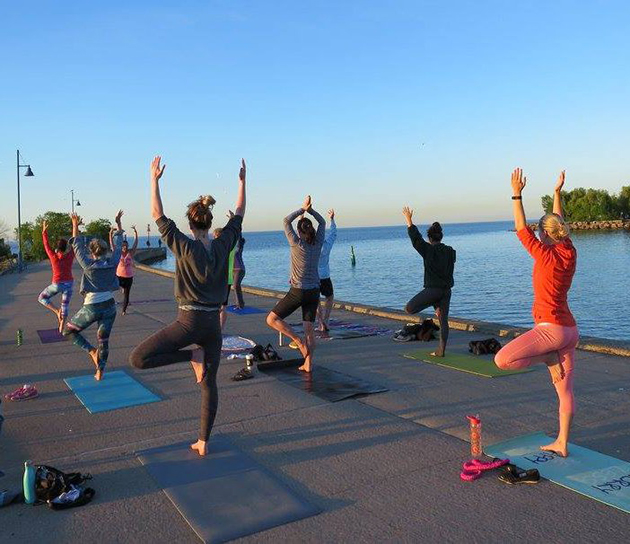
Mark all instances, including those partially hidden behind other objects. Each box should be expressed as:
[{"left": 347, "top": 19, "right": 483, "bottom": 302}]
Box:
[{"left": 71, "top": 232, "right": 123, "bottom": 295}]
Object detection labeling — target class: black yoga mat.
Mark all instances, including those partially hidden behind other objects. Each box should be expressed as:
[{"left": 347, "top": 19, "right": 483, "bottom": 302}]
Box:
[
  {"left": 258, "top": 359, "right": 388, "bottom": 402},
  {"left": 136, "top": 436, "right": 320, "bottom": 543}
]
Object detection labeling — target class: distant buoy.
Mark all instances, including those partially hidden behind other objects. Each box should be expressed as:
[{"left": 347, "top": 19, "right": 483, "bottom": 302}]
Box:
[{"left": 350, "top": 245, "right": 356, "bottom": 267}]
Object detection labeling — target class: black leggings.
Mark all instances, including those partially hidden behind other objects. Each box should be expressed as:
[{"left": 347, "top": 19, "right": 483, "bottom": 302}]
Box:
[
  {"left": 129, "top": 309, "right": 222, "bottom": 441},
  {"left": 233, "top": 268, "right": 245, "bottom": 307},
  {"left": 118, "top": 276, "right": 133, "bottom": 314},
  {"left": 405, "top": 287, "right": 451, "bottom": 356}
]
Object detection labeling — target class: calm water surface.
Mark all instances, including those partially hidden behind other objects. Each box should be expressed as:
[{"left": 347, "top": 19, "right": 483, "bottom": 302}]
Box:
[{"left": 153, "top": 221, "right": 630, "bottom": 341}]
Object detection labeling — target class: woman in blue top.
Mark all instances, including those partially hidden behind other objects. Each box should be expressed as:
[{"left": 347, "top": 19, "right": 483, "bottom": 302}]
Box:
[
  {"left": 317, "top": 209, "right": 337, "bottom": 332},
  {"left": 266, "top": 195, "right": 325, "bottom": 372}
]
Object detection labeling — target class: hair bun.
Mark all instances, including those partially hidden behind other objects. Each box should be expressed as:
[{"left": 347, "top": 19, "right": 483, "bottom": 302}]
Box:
[
  {"left": 431, "top": 222, "right": 442, "bottom": 232},
  {"left": 199, "top": 195, "right": 216, "bottom": 209}
]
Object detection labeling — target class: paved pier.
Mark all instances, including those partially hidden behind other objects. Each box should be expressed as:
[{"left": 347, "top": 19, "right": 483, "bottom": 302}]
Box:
[{"left": 1, "top": 263, "right": 628, "bottom": 542}]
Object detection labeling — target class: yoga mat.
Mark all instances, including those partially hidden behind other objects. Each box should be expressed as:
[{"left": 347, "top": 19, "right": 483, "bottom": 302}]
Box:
[
  {"left": 226, "top": 305, "right": 266, "bottom": 315},
  {"left": 37, "top": 329, "right": 66, "bottom": 344},
  {"left": 64, "top": 370, "right": 161, "bottom": 414},
  {"left": 289, "top": 325, "right": 376, "bottom": 340},
  {"left": 222, "top": 335, "right": 256, "bottom": 353},
  {"left": 259, "top": 361, "right": 388, "bottom": 402},
  {"left": 136, "top": 437, "right": 320, "bottom": 543},
  {"left": 403, "top": 349, "right": 532, "bottom": 378},
  {"left": 486, "top": 432, "right": 630, "bottom": 514}
]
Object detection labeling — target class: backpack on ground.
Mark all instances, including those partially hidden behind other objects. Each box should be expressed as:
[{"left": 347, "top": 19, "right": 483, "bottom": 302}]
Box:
[
  {"left": 468, "top": 338, "right": 502, "bottom": 355},
  {"left": 393, "top": 320, "right": 439, "bottom": 342},
  {"left": 34, "top": 465, "right": 93, "bottom": 505},
  {"left": 250, "top": 343, "right": 282, "bottom": 362}
]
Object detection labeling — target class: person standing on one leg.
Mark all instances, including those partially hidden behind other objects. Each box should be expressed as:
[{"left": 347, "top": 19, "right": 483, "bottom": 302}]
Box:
[
  {"left": 317, "top": 209, "right": 337, "bottom": 332},
  {"left": 38, "top": 220, "right": 74, "bottom": 332},
  {"left": 494, "top": 169, "right": 578, "bottom": 457},
  {"left": 402, "top": 207, "right": 456, "bottom": 357},
  {"left": 214, "top": 221, "right": 237, "bottom": 330},
  {"left": 232, "top": 235, "right": 246, "bottom": 309},
  {"left": 266, "top": 195, "right": 325, "bottom": 373},
  {"left": 116, "top": 225, "right": 138, "bottom": 315},
  {"left": 63, "top": 210, "right": 124, "bottom": 381},
  {"left": 130, "top": 157, "right": 246, "bottom": 457}
]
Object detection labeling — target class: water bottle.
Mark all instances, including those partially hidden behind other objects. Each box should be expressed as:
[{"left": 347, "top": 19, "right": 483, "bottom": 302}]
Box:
[
  {"left": 467, "top": 415, "right": 482, "bottom": 459},
  {"left": 16, "top": 329, "right": 23, "bottom": 346},
  {"left": 245, "top": 354, "right": 255, "bottom": 372},
  {"left": 23, "top": 460, "right": 36, "bottom": 504}
]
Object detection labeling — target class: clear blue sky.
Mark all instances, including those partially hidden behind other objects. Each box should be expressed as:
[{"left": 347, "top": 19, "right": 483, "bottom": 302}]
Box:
[{"left": 2, "top": 0, "right": 629, "bottom": 234}]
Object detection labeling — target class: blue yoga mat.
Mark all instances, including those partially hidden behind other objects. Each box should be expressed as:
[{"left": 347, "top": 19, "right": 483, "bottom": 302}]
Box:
[
  {"left": 137, "top": 437, "right": 320, "bottom": 543},
  {"left": 226, "top": 305, "right": 266, "bottom": 315},
  {"left": 64, "top": 370, "right": 161, "bottom": 414},
  {"left": 486, "top": 432, "right": 630, "bottom": 514}
]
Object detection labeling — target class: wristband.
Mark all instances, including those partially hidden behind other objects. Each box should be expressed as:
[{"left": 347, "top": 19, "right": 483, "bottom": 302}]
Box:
[{"left": 511, "top": 196, "right": 522, "bottom": 200}]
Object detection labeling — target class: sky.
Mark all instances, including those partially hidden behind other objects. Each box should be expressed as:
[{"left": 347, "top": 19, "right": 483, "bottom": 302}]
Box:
[{"left": 1, "top": 0, "right": 629, "bottom": 235}]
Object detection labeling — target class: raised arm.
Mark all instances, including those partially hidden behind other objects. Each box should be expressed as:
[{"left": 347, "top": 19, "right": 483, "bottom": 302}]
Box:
[
  {"left": 234, "top": 159, "right": 246, "bottom": 218},
  {"left": 71, "top": 213, "right": 81, "bottom": 239},
  {"left": 283, "top": 208, "right": 303, "bottom": 246},
  {"left": 108, "top": 228, "right": 115, "bottom": 252},
  {"left": 70, "top": 214, "right": 93, "bottom": 269},
  {"left": 403, "top": 206, "right": 428, "bottom": 256},
  {"left": 553, "top": 170, "right": 565, "bottom": 217},
  {"left": 511, "top": 168, "right": 527, "bottom": 231},
  {"left": 130, "top": 225, "right": 139, "bottom": 256},
  {"left": 41, "top": 220, "right": 55, "bottom": 260},
  {"left": 325, "top": 210, "right": 337, "bottom": 245},
  {"left": 150, "top": 156, "right": 166, "bottom": 220},
  {"left": 309, "top": 207, "right": 326, "bottom": 243}
]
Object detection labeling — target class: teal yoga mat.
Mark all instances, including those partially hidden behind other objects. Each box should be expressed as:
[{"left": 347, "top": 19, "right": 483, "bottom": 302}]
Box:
[
  {"left": 486, "top": 432, "right": 630, "bottom": 514},
  {"left": 65, "top": 370, "right": 161, "bottom": 414}
]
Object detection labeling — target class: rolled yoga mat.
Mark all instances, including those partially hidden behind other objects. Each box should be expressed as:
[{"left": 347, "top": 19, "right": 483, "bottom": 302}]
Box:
[
  {"left": 136, "top": 436, "right": 320, "bottom": 543},
  {"left": 486, "top": 432, "right": 630, "bottom": 514},
  {"left": 403, "top": 349, "right": 533, "bottom": 378}
]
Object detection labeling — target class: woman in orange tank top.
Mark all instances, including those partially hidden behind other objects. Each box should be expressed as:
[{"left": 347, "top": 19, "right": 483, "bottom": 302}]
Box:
[{"left": 495, "top": 169, "right": 578, "bottom": 457}]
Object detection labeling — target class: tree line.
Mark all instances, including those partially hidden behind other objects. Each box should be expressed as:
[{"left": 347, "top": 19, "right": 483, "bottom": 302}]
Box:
[
  {"left": 12, "top": 211, "right": 113, "bottom": 262},
  {"left": 542, "top": 186, "right": 630, "bottom": 222}
]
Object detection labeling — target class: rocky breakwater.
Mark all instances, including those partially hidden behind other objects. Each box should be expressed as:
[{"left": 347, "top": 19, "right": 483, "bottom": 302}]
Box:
[
  {"left": 527, "top": 219, "right": 630, "bottom": 231},
  {"left": 134, "top": 247, "right": 167, "bottom": 264}
]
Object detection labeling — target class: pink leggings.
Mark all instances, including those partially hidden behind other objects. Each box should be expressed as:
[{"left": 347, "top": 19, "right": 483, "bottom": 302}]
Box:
[{"left": 494, "top": 323, "right": 579, "bottom": 414}]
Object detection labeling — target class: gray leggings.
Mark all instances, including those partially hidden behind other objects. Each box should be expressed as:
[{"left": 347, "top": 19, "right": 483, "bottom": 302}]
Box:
[
  {"left": 405, "top": 287, "right": 452, "bottom": 356},
  {"left": 129, "top": 309, "right": 222, "bottom": 441}
]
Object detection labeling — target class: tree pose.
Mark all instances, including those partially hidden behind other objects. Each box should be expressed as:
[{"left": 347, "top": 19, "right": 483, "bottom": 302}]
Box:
[
  {"left": 495, "top": 169, "right": 578, "bottom": 457},
  {"left": 130, "top": 157, "right": 246, "bottom": 456}
]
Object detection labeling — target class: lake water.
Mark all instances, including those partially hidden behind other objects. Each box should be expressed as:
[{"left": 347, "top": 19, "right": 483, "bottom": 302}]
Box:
[{"left": 151, "top": 221, "right": 630, "bottom": 341}]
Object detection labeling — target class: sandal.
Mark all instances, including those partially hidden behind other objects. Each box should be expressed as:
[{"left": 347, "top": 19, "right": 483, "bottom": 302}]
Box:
[
  {"left": 498, "top": 464, "right": 540, "bottom": 485},
  {"left": 231, "top": 367, "right": 254, "bottom": 381}
]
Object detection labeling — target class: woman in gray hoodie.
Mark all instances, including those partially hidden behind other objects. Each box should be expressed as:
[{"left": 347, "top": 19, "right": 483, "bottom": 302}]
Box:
[{"left": 63, "top": 210, "right": 124, "bottom": 380}]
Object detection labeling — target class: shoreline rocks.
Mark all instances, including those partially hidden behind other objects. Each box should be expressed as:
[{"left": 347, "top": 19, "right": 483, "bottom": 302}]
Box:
[{"left": 526, "top": 219, "right": 630, "bottom": 231}]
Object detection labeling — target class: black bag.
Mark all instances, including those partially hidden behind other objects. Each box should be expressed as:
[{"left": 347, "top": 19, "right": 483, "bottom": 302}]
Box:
[
  {"left": 47, "top": 485, "right": 96, "bottom": 510},
  {"left": 35, "top": 465, "right": 92, "bottom": 503},
  {"left": 249, "top": 343, "right": 282, "bottom": 362},
  {"left": 417, "top": 319, "right": 440, "bottom": 341},
  {"left": 468, "top": 338, "right": 502, "bottom": 355}
]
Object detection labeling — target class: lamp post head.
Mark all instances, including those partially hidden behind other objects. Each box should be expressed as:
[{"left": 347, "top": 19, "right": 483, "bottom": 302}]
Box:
[
  {"left": 76, "top": 200, "right": 81, "bottom": 207},
  {"left": 24, "top": 166, "right": 34, "bottom": 177}
]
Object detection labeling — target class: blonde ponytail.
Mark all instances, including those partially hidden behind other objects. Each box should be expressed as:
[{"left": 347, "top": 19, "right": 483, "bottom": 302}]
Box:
[{"left": 539, "top": 213, "right": 570, "bottom": 242}]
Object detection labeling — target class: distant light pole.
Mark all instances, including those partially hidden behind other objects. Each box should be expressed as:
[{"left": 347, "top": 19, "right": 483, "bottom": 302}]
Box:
[
  {"left": 71, "top": 189, "right": 81, "bottom": 214},
  {"left": 146, "top": 223, "right": 151, "bottom": 247},
  {"left": 16, "top": 150, "right": 34, "bottom": 272}
]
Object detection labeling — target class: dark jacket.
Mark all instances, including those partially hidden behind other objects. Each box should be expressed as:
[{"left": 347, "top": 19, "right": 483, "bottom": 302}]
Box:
[{"left": 408, "top": 225, "right": 456, "bottom": 288}]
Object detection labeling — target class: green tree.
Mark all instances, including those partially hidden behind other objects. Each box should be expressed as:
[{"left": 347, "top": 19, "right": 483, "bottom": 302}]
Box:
[
  {"left": 85, "top": 218, "right": 112, "bottom": 242},
  {"left": 541, "top": 187, "right": 623, "bottom": 222},
  {"left": 15, "top": 212, "right": 72, "bottom": 261}
]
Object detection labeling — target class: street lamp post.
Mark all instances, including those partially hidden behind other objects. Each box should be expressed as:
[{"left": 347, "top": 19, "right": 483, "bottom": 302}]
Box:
[
  {"left": 71, "top": 189, "right": 81, "bottom": 214},
  {"left": 16, "top": 149, "right": 34, "bottom": 272}
]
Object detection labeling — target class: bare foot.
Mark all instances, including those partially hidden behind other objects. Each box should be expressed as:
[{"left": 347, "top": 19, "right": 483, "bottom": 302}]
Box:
[
  {"left": 88, "top": 349, "right": 99, "bottom": 370},
  {"left": 294, "top": 337, "right": 309, "bottom": 360},
  {"left": 430, "top": 350, "right": 444, "bottom": 357},
  {"left": 94, "top": 368, "right": 103, "bottom": 381},
  {"left": 546, "top": 361, "right": 565, "bottom": 383},
  {"left": 298, "top": 352, "right": 313, "bottom": 373},
  {"left": 190, "top": 439, "right": 208, "bottom": 456},
  {"left": 540, "top": 440, "right": 568, "bottom": 458},
  {"left": 58, "top": 316, "right": 66, "bottom": 333},
  {"left": 190, "top": 347, "right": 206, "bottom": 384}
]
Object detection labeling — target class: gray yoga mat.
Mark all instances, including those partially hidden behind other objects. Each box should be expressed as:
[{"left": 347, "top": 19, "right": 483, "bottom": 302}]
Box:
[
  {"left": 136, "top": 436, "right": 320, "bottom": 543},
  {"left": 258, "top": 360, "right": 389, "bottom": 402}
]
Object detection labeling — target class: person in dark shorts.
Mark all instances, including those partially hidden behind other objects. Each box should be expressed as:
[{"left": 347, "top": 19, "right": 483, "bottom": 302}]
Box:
[
  {"left": 402, "top": 206, "right": 456, "bottom": 357},
  {"left": 130, "top": 157, "right": 246, "bottom": 457},
  {"left": 317, "top": 209, "right": 337, "bottom": 331},
  {"left": 266, "top": 195, "right": 326, "bottom": 372}
]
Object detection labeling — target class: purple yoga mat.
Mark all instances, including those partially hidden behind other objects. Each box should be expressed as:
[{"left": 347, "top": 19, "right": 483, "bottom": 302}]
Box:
[{"left": 37, "top": 329, "right": 66, "bottom": 344}]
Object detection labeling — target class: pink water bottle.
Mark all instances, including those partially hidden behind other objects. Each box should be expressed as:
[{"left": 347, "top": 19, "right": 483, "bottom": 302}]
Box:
[{"left": 467, "top": 415, "right": 482, "bottom": 459}]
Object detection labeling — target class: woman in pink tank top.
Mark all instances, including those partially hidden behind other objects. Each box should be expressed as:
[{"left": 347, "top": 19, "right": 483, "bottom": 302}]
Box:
[{"left": 116, "top": 225, "right": 138, "bottom": 314}]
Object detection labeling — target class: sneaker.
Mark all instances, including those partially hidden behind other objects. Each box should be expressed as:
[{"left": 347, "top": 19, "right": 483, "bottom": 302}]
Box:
[
  {"left": 6, "top": 385, "right": 38, "bottom": 402},
  {"left": 498, "top": 464, "right": 540, "bottom": 485}
]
